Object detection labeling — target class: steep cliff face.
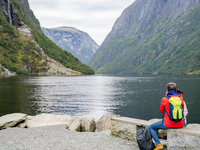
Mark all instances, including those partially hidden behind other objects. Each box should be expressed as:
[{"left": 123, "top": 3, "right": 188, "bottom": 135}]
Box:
[
  {"left": 89, "top": 0, "right": 200, "bottom": 74},
  {"left": 105, "top": 0, "right": 197, "bottom": 42},
  {"left": 42, "top": 27, "right": 99, "bottom": 64},
  {"left": 0, "top": 0, "right": 23, "bottom": 26},
  {"left": 16, "top": 0, "right": 40, "bottom": 30},
  {"left": 0, "top": 0, "right": 94, "bottom": 75}
]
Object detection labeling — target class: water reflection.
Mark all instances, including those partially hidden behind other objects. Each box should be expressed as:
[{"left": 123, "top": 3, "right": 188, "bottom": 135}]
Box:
[
  {"left": 23, "top": 76, "right": 129, "bottom": 120},
  {"left": 0, "top": 75, "right": 200, "bottom": 123}
]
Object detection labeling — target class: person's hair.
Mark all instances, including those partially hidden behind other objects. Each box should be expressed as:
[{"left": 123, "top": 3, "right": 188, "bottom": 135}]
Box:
[
  {"left": 177, "top": 89, "right": 183, "bottom": 94},
  {"left": 166, "top": 82, "right": 177, "bottom": 91}
]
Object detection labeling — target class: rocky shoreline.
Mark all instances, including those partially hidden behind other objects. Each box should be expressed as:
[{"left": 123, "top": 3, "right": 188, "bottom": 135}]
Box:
[
  {"left": 1, "top": 113, "right": 200, "bottom": 150},
  {"left": 0, "top": 113, "right": 139, "bottom": 150},
  {"left": 2, "top": 113, "right": 199, "bottom": 133},
  {"left": 0, "top": 113, "right": 119, "bottom": 132}
]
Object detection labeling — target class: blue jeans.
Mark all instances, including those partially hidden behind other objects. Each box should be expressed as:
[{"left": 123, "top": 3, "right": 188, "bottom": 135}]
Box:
[
  {"left": 183, "top": 118, "right": 187, "bottom": 127},
  {"left": 149, "top": 121, "right": 170, "bottom": 145}
]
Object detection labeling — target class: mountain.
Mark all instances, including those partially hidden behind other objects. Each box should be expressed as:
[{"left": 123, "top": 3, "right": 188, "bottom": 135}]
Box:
[
  {"left": 88, "top": 0, "right": 200, "bottom": 74},
  {"left": 0, "top": 0, "right": 94, "bottom": 75},
  {"left": 42, "top": 27, "right": 99, "bottom": 65}
]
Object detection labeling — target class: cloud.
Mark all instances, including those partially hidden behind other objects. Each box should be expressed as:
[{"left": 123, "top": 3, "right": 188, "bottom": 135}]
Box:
[{"left": 28, "top": 0, "right": 135, "bottom": 45}]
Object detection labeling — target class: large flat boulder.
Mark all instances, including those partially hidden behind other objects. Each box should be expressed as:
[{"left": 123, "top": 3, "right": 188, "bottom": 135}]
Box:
[
  {"left": 26, "top": 114, "right": 71, "bottom": 128},
  {"left": 81, "top": 117, "right": 96, "bottom": 132},
  {"left": 96, "top": 114, "right": 120, "bottom": 132},
  {"left": 0, "top": 113, "right": 27, "bottom": 129}
]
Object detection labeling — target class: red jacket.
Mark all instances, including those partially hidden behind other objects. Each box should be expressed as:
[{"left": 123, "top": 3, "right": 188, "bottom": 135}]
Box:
[{"left": 160, "top": 95, "right": 184, "bottom": 128}]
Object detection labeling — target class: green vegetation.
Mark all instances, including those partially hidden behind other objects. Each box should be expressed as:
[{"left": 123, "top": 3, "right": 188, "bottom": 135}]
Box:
[
  {"left": 89, "top": 2, "right": 200, "bottom": 74},
  {"left": 14, "top": 0, "right": 94, "bottom": 75},
  {"left": 0, "top": 0, "right": 94, "bottom": 75},
  {"left": 0, "top": 10, "right": 29, "bottom": 74},
  {"left": 32, "top": 29, "right": 95, "bottom": 75}
]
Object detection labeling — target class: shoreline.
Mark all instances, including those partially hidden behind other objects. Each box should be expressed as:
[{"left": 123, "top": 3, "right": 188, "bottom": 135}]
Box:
[
  {"left": 1, "top": 113, "right": 200, "bottom": 149},
  {"left": 0, "top": 113, "right": 119, "bottom": 132},
  {"left": 0, "top": 113, "right": 139, "bottom": 150}
]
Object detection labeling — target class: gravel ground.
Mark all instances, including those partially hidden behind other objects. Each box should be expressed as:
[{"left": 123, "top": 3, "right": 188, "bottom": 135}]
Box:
[{"left": 0, "top": 125, "right": 139, "bottom": 150}]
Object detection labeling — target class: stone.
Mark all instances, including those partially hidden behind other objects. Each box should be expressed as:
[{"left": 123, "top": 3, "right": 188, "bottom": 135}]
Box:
[
  {"left": 26, "top": 114, "right": 71, "bottom": 128},
  {"left": 149, "top": 119, "right": 167, "bottom": 139},
  {"left": 95, "top": 114, "right": 120, "bottom": 132},
  {"left": 17, "top": 115, "right": 34, "bottom": 128},
  {"left": 157, "top": 129, "right": 167, "bottom": 139},
  {"left": 111, "top": 118, "right": 169, "bottom": 144},
  {"left": 81, "top": 117, "right": 96, "bottom": 132},
  {"left": 17, "top": 24, "right": 34, "bottom": 39},
  {"left": 0, "top": 113, "right": 27, "bottom": 129},
  {"left": 167, "top": 131, "right": 200, "bottom": 150},
  {"left": 66, "top": 124, "right": 69, "bottom": 129},
  {"left": 111, "top": 120, "right": 137, "bottom": 142},
  {"left": 68, "top": 116, "right": 83, "bottom": 132},
  {"left": 18, "top": 122, "right": 27, "bottom": 128},
  {"left": 186, "top": 124, "right": 200, "bottom": 130},
  {"left": 27, "top": 115, "right": 34, "bottom": 120}
]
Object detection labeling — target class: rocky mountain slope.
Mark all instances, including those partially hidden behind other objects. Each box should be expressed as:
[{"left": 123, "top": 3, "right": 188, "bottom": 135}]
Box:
[
  {"left": 0, "top": 0, "right": 94, "bottom": 75},
  {"left": 42, "top": 27, "right": 99, "bottom": 65},
  {"left": 88, "top": 0, "right": 200, "bottom": 74}
]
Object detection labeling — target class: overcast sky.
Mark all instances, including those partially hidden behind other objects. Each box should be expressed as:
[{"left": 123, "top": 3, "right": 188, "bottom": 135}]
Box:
[{"left": 28, "top": 0, "right": 135, "bottom": 45}]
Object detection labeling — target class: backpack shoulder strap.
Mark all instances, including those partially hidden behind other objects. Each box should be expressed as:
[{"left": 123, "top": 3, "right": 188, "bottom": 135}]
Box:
[{"left": 163, "top": 96, "right": 170, "bottom": 123}]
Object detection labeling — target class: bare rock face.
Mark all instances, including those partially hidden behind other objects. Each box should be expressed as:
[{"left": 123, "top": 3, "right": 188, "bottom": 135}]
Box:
[
  {"left": 0, "top": 0, "right": 23, "bottom": 27},
  {"left": 16, "top": 0, "right": 41, "bottom": 29},
  {"left": 95, "top": 114, "right": 120, "bottom": 132},
  {"left": 12, "top": 9, "right": 23, "bottom": 26},
  {"left": 81, "top": 117, "right": 96, "bottom": 132},
  {"left": 17, "top": 24, "right": 34, "bottom": 39},
  {"left": 42, "top": 27, "right": 99, "bottom": 64},
  {"left": 26, "top": 114, "right": 71, "bottom": 128},
  {"left": 0, "top": 113, "right": 27, "bottom": 129}
]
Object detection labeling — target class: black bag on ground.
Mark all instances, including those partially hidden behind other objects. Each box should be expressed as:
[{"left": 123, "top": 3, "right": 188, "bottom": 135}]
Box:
[{"left": 136, "top": 125, "right": 155, "bottom": 150}]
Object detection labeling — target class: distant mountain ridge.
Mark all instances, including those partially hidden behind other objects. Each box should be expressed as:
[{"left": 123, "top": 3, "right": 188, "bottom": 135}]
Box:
[
  {"left": 42, "top": 26, "right": 99, "bottom": 64},
  {"left": 88, "top": 0, "right": 200, "bottom": 74}
]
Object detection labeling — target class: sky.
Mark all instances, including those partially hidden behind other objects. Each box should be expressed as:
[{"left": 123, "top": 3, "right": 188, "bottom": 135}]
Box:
[{"left": 28, "top": 0, "right": 135, "bottom": 45}]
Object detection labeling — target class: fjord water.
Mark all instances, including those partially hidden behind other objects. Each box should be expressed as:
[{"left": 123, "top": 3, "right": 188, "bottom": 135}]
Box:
[{"left": 0, "top": 75, "right": 199, "bottom": 123}]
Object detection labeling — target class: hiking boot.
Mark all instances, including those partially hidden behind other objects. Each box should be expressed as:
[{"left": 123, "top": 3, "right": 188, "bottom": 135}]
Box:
[{"left": 154, "top": 145, "right": 163, "bottom": 150}]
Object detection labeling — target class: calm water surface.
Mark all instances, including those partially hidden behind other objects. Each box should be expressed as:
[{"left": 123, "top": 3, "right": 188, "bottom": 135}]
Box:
[{"left": 0, "top": 74, "right": 199, "bottom": 123}]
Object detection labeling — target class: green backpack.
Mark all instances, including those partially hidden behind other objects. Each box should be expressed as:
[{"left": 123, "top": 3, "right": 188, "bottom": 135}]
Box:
[{"left": 165, "top": 96, "right": 184, "bottom": 122}]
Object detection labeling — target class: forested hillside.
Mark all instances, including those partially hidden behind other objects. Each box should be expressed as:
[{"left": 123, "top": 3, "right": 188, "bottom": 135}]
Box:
[
  {"left": 88, "top": 0, "right": 200, "bottom": 74},
  {"left": 0, "top": 0, "right": 94, "bottom": 75}
]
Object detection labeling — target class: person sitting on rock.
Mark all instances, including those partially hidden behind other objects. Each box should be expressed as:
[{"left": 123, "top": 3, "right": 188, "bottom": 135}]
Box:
[{"left": 149, "top": 82, "right": 185, "bottom": 150}]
